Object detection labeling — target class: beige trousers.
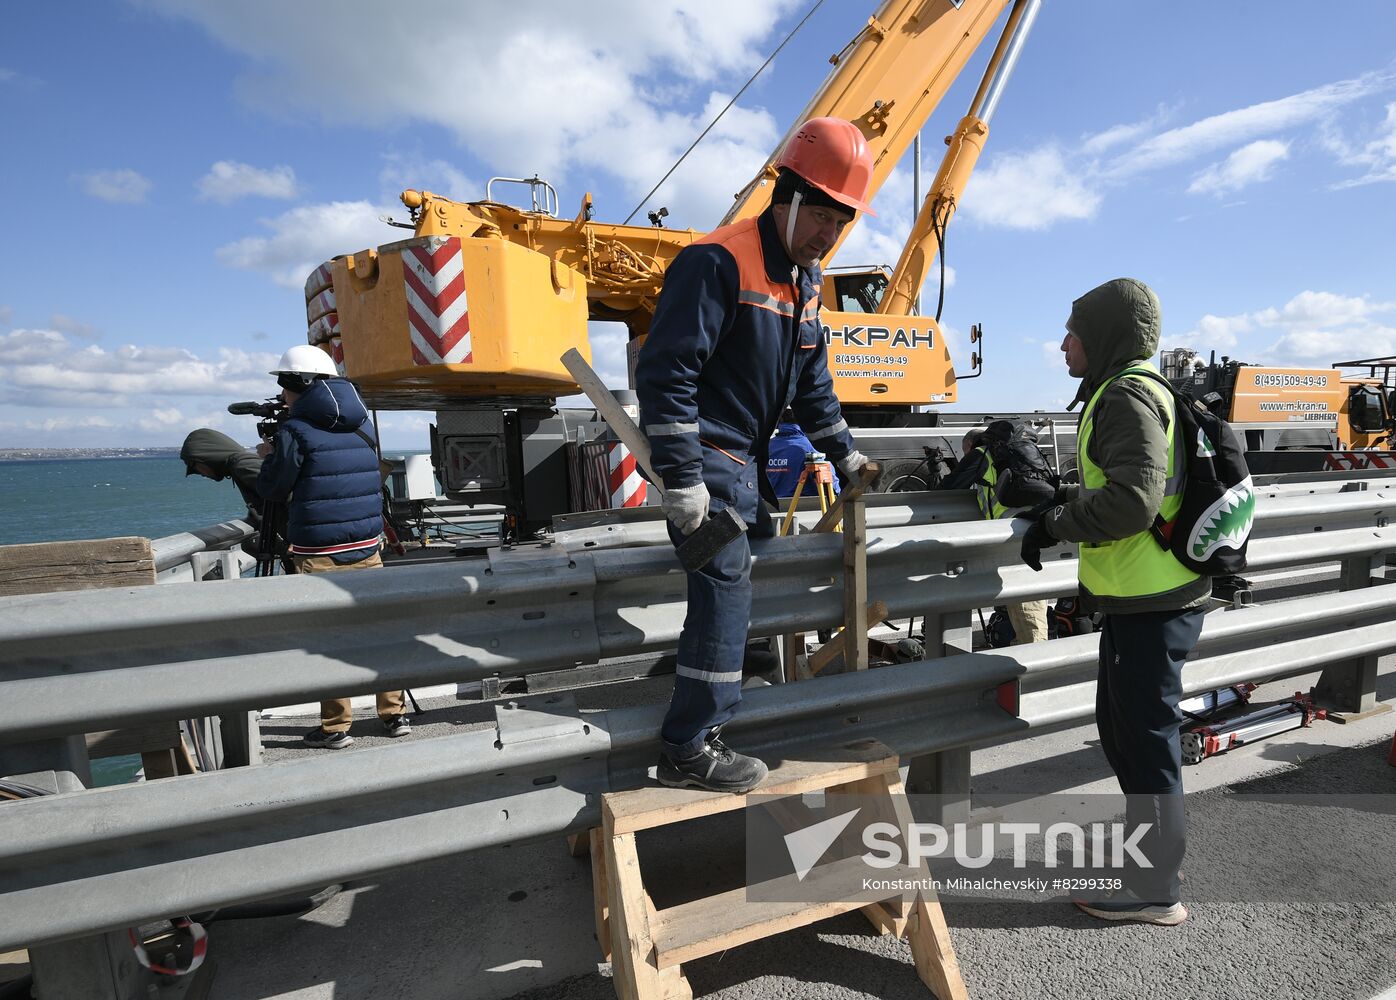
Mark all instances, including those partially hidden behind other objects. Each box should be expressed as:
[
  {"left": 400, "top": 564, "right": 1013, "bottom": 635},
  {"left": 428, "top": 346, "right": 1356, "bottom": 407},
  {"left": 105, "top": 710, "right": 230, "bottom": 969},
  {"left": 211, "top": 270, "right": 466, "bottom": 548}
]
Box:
[
  {"left": 1005, "top": 600, "right": 1050, "bottom": 645},
  {"left": 293, "top": 549, "right": 405, "bottom": 732}
]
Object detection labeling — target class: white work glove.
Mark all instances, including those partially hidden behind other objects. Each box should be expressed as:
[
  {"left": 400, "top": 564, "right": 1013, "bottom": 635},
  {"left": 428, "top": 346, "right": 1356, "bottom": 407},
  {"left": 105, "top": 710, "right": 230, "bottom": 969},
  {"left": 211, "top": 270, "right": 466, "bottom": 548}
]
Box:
[
  {"left": 662, "top": 482, "right": 711, "bottom": 536},
  {"left": 837, "top": 450, "right": 869, "bottom": 479}
]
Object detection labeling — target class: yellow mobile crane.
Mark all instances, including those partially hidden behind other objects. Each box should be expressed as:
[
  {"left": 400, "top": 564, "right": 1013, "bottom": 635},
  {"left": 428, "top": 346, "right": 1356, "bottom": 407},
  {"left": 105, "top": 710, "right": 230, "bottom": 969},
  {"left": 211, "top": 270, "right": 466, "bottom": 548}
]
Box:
[{"left": 305, "top": 0, "right": 1043, "bottom": 529}]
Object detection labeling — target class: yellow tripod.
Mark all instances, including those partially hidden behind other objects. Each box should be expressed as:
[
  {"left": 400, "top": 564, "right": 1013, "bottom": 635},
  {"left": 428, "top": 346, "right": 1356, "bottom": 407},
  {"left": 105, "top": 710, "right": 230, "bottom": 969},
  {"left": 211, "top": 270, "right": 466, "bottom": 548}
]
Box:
[{"left": 780, "top": 453, "right": 839, "bottom": 536}]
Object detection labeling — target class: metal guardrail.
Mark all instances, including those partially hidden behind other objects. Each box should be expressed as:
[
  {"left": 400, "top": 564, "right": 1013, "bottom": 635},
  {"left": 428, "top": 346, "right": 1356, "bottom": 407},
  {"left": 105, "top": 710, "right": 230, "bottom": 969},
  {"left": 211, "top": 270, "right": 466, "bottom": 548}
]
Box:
[
  {"left": 0, "top": 486, "right": 1393, "bottom": 953},
  {"left": 150, "top": 518, "right": 255, "bottom": 584}
]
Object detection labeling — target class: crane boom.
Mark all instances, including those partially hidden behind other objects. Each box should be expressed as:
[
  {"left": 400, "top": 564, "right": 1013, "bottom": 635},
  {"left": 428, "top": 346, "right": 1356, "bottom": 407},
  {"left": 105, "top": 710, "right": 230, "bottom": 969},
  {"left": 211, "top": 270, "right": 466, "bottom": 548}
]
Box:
[{"left": 316, "top": 0, "right": 1038, "bottom": 410}]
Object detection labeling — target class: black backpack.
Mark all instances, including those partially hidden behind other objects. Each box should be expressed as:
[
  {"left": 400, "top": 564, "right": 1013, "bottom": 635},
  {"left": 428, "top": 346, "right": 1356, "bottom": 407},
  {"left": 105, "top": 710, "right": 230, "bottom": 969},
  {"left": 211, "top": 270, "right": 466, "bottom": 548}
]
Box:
[
  {"left": 981, "top": 419, "right": 1059, "bottom": 509},
  {"left": 1125, "top": 368, "right": 1254, "bottom": 575}
]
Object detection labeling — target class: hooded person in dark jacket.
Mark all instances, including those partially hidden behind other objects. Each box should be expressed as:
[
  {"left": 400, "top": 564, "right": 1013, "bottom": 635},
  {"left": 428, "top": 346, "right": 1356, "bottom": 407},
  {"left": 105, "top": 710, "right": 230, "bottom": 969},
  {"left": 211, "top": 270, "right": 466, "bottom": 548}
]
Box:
[
  {"left": 256, "top": 345, "right": 408, "bottom": 748},
  {"left": 181, "top": 428, "right": 290, "bottom": 571},
  {"left": 1019, "top": 278, "right": 1207, "bottom": 927},
  {"left": 181, "top": 428, "right": 263, "bottom": 509}
]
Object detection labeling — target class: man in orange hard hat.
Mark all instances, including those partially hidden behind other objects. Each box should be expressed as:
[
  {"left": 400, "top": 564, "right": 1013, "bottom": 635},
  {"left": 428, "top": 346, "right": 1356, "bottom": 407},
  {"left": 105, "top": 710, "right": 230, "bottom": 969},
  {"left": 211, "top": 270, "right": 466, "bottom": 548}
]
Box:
[{"left": 635, "top": 117, "right": 874, "bottom": 792}]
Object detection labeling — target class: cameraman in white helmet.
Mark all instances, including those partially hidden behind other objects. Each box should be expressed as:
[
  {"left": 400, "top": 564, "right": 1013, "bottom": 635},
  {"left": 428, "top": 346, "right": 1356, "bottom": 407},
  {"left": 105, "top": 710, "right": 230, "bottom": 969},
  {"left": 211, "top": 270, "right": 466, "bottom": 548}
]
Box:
[{"left": 256, "top": 345, "right": 410, "bottom": 749}]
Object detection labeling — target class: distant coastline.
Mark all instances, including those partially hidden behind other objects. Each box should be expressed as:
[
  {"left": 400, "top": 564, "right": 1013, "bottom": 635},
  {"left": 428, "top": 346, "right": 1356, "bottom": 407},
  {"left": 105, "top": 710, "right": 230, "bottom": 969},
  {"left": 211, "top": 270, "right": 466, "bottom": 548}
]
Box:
[{"left": 0, "top": 448, "right": 181, "bottom": 461}]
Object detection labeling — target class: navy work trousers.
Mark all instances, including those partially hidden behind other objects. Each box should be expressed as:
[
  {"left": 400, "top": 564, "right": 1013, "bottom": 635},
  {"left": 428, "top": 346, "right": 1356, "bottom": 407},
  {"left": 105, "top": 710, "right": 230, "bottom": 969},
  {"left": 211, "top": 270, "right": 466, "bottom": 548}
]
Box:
[
  {"left": 660, "top": 503, "right": 772, "bottom": 756},
  {"left": 1096, "top": 605, "right": 1205, "bottom": 904}
]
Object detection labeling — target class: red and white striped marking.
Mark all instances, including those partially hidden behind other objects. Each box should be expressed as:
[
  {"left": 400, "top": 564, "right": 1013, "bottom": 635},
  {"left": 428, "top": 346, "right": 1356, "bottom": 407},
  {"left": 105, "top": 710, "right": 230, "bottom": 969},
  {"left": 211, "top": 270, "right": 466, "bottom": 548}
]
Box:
[
  {"left": 308, "top": 311, "right": 339, "bottom": 345},
  {"left": 1325, "top": 450, "right": 1396, "bottom": 471},
  {"left": 130, "top": 918, "right": 207, "bottom": 977},
  {"left": 304, "top": 261, "right": 335, "bottom": 301},
  {"left": 608, "top": 441, "right": 646, "bottom": 508},
  {"left": 306, "top": 288, "right": 336, "bottom": 324},
  {"left": 402, "top": 236, "right": 472, "bottom": 366},
  {"left": 329, "top": 337, "right": 345, "bottom": 376}
]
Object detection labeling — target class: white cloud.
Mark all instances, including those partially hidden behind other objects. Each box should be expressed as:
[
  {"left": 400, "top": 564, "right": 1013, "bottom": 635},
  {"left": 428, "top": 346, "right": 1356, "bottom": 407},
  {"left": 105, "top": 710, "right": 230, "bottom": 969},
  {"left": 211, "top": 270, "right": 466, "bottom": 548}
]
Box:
[
  {"left": 961, "top": 145, "right": 1102, "bottom": 230},
  {"left": 143, "top": 0, "right": 797, "bottom": 214},
  {"left": 378, "top": 153, "right": 479, "bottom": 205},
  {"left": 1187, "top": 139, "right": 1290, "bottom": 196},
  {"left": 962, "top": 68, "right": 1393, "bottom": 230},
  {"left": 575, "top": 91, "right": 781, "bottom": 228},
  {"left": 1080, "top": 105, "right": 1177, "bottom": 157},
  {"left": 1170, "top": 313, "right": 1255, "bottom": 351},
  {"left": 136, "top": 407, "right": 188, "bottom": 432},
  {"left": 197, "top": 160, "right": 299, "bottom": 202},
  {"left": 215, "top": 200, "right": 396, "bottom": 288},
  {"left": 1255, "top": 290, "right": 1396, "bottom": 330},
  {"left": 1104, "top": 70, "right": 1391, "bottom": 179},
  {"left": 834, "top": 165, "right": 956, "bottom": 312},
  {"left": 75, "top": 169, "right": 152, "bottom": 204},
  {"left": 1170, "top": 291, "right": 1396, "bottom": 367},
  {"left": 49, "top": 312, "right": 100, "bottom": 341},
  {"left": 1324, "top": 101, "right": 1396, "bottom": 188},
  {"left": 555, "top": 321, "right": 632, "bottom": 407},
  {"left": 0, "top": 328, "right": 279, "bottom": 402}
]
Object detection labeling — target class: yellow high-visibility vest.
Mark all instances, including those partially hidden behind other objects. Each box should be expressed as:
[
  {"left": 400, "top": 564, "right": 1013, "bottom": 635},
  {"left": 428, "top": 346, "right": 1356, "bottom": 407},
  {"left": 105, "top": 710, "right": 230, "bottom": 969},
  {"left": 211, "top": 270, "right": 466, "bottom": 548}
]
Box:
[{"left": 1077, "top": 364, "right": 1200, "bottom": 598}]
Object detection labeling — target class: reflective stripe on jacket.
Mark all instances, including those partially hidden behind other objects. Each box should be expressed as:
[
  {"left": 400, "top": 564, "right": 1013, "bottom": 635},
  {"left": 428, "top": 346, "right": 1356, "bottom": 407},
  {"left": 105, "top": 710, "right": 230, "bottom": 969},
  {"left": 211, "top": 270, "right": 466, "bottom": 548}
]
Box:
[
  {"left": 635, "top": 209, "right": 856, "bottom": 524},
  {"left": 1077, "top": 363, "right": 1198, "bottom": 598}
]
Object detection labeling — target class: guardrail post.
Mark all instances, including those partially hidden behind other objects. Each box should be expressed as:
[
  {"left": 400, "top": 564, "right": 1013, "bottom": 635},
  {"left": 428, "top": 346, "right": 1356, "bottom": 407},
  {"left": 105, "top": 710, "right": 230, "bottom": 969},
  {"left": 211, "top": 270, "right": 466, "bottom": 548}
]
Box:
[
  {"left": 1313, "top": 553, "right": 1393, "bottom": 720},
  {"left": 0, "top": 741, "right": 151, "bottom": 999},
  {"left": 217, "top": 711, "right": 263, "bottom": 767},
  {"left": 905, "top": 566, "right": 974, "bottom": 819},
  {"left": 27, "top": 933, "right": 145, "bottom": 1000}
]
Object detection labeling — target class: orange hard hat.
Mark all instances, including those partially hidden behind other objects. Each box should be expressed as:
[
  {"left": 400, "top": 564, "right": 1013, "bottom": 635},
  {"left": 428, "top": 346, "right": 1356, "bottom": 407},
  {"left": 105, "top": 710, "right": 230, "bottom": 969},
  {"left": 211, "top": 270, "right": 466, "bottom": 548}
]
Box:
[{"left": 775, "top": 117, "right": 876, "bottom": 216}]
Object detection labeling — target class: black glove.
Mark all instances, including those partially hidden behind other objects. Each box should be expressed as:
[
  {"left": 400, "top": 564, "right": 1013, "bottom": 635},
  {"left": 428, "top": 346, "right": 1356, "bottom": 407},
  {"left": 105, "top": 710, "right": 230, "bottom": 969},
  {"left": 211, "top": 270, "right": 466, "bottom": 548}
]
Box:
[{"left": 1016, "top": 512, "right": 1060, "bottom": 572}]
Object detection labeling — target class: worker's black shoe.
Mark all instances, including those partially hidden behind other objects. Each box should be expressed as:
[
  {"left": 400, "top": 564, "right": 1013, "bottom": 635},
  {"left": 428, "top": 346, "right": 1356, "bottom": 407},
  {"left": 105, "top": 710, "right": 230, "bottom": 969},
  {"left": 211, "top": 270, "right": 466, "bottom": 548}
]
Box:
[
  {"left": 304, "top": 727, "right": 353, "bottom": 750},
  {"left": 657, "top": 735, "right": 768, "bottom": 793},
  {"left": 1073, "top": 891, "right": 1187, "bottom": 926},
  {"left": 383, "top": 715, "right": 412, "bottom": 738}
]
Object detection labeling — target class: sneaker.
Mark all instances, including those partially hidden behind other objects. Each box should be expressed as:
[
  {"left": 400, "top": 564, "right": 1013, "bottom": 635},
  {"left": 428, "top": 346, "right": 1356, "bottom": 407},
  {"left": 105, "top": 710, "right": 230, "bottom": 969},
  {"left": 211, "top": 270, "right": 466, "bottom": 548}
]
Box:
[
  {"left": 383, "top": 715, "right": 412, "bottom": 738},
  {"left": 304, "top": 727, "right": 353, "bottom": 750},
  {"left": 656, "top": 735, "right": 768, "bottom": 793},
  {"left": 1073, "top": 891, "right": 1187, "bottom": 926}
]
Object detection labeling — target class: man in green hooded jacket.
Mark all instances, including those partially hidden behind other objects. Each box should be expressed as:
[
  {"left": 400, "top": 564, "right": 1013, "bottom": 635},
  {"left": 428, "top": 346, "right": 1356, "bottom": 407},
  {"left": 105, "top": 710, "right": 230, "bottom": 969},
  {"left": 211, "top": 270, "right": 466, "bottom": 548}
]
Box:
[{"left": 1018, "top": 278, "right": 1209, "bottom": 926}]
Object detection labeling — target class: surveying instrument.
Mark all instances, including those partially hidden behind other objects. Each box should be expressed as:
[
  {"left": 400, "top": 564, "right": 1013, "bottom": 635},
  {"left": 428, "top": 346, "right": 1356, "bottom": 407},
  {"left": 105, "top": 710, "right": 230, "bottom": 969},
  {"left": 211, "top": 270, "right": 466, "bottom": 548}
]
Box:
[{"left": 779, "top": 451, "right": 840, "bottom": 536}]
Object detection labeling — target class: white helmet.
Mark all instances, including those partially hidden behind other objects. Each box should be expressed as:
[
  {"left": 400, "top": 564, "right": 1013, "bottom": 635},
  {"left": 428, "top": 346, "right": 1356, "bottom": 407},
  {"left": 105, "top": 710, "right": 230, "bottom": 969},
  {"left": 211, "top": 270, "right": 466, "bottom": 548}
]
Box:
[{"left": 271, "top": 345, "right": 337, "bottom": 378}]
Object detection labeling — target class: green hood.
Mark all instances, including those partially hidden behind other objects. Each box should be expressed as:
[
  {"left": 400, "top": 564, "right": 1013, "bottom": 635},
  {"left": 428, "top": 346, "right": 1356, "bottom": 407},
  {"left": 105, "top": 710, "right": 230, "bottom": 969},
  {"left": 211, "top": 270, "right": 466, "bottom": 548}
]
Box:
[
  {"left": 1068, "top": 277, "right": 1161, "bottom": 406},
  {"left": 180, "top": 428, "right": 257, "bottom": 481}
]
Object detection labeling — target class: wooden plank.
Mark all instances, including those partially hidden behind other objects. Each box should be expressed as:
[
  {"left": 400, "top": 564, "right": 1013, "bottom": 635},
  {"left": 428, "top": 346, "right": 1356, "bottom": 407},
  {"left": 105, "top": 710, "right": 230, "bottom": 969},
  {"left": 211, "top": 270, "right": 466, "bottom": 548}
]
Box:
[
  {"left": 0, "top": 537, "right": 154, "bottom": 596},
  {"left": 843, "top": 499, "right": 869, "bottom": 672},
  {"left": 603, "top": 739, "right": 898, "bottom": 835},
  {"left": 860, "top": 899, "right": 909, "bottom": 939},
  {"left": 650, "top": 855, "right": 922, "bottom": 969},
  {"left": 806, "top": 600, "right": 887, "bottom": 677},
  {"left": 908, "top": 895, "right": 970, "bottom": 1000},
  {"left": 589, "top": 828, "right": 612, "bottom": 963},
  {"left": 85, "top": 720, "right": 183, "bottom": 759},
  {"left": 810, "top": 463, "right": 880, "bottom": 534},
  {"left": 602, "top": 830, "right": 663, "bottom": 1000}
]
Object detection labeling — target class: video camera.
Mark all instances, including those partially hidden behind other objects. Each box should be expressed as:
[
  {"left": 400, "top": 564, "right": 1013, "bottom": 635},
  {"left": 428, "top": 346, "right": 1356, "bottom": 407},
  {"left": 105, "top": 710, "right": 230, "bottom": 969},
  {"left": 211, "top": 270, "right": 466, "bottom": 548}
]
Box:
[{"left": 227, "top": 397, "right": 288, "bottom": 440}]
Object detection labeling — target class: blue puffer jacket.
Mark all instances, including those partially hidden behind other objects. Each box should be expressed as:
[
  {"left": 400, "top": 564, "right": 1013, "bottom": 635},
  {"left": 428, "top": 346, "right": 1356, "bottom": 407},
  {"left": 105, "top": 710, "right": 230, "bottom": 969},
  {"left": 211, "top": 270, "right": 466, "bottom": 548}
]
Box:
[
  {"left": 256, "top": 377, "right": 382, "bottom": 563},
  {"left": 766, "top": 422, "right": 841, "bottom": 499},
  {"left": 635, "top": 208, "right": 856, "bottom": 525}
]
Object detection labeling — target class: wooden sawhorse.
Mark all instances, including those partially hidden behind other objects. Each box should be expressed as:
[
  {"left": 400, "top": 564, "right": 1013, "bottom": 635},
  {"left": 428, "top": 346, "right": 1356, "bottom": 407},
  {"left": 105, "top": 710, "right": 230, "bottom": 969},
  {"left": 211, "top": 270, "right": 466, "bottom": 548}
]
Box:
[{"left": 586, "top": 738, "right": 967, "bottom": 1000}]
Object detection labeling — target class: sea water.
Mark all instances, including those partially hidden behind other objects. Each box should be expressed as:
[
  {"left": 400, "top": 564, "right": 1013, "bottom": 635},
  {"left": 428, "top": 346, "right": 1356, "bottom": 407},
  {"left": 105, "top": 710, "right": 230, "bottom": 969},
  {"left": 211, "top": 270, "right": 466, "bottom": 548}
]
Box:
[
  {"left": 0, "top": 455, "right": 246, "bottom": 546},
  {"left": 0, "top": 455, "right": 254, "bottom": 785}
]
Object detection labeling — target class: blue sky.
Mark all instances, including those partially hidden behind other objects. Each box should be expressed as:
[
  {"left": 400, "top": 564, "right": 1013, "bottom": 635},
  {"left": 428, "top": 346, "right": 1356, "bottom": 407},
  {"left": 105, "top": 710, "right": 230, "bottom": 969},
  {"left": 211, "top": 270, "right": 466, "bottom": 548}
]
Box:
[{"left": 2, "top": 1, "right": 1394, "bottom": 450}]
